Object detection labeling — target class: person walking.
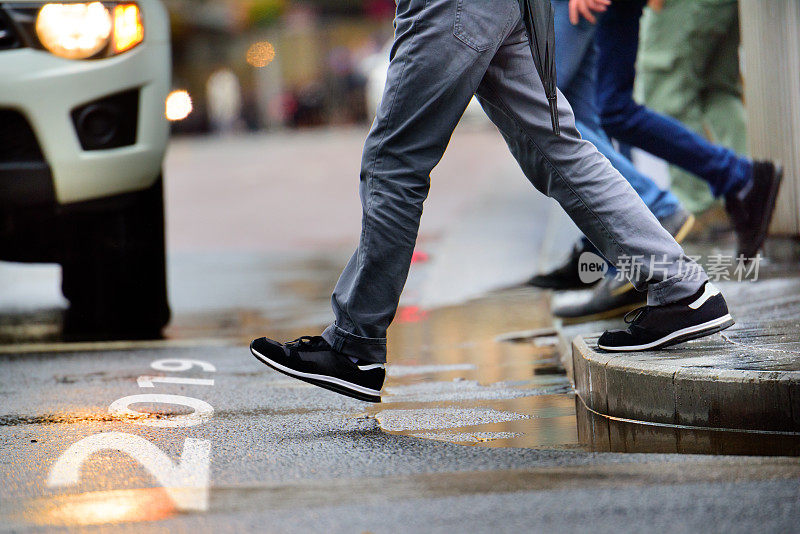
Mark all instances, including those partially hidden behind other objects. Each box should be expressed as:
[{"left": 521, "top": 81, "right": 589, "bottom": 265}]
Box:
[
  {"left": 570, "top": 0, "right": 781, "bottom": 261},
  {"left": 251, "top": 0, "right": 734, "bottom": 403},
  {"left": 535, "top": 0, "right": 782, "bottom": 322},
  {"left": 636, "top": 0, "right": 747, "bottom": 215}
]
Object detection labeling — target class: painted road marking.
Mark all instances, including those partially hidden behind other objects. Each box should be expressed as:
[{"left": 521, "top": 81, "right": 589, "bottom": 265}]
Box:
[
  {"left": 151, "top": 358, "right": 217, "bottom": 373},
  {"left": 46, "top": 357, "right": 217, "bottom": 514},
  {"left": 137, "top": 376, "right": 215, "bottom": 388},
  {"left": 47, "top": 433, "right": 211, "bottom": 511}
]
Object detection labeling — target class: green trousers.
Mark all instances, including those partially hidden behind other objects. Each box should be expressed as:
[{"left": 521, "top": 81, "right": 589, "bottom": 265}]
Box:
[{"left": 635, "top": 0, "right": 747, "bottom": 214}]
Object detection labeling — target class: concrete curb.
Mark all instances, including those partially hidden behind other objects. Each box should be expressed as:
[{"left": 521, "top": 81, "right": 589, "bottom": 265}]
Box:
[{"left": 571, "top": 334, "right": 800, "bottom": 433}]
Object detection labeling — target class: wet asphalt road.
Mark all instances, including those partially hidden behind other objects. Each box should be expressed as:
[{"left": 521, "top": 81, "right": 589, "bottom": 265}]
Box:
[
  {"left": 2, "top": 328, "right": 800, "bottom": 532},
  {"left": 2, "top": 129, "right": 799, "bottom": 531}
]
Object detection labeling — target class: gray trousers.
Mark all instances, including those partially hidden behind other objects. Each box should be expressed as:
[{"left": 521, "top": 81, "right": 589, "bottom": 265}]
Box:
[{"left": 322, "top": 0, "right": 707, "bottom": 363}]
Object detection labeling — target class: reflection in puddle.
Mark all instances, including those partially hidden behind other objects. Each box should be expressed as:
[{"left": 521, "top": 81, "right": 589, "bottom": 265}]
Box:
[
  {"left": 21, "top": 488, "right": 177, "bottom": 526},
  {"left": 494, "top": 327, "right": 557, "bottom": 344},
  {"left": 376, "top": 407, "right": 530, "bottom": 432},
  {"left": 387, "top": 363, "right": 477, "bottom": 377},
  {"left": 412, "top": 431, "right": 523, "bottom": 443},
  {"left": 369, "top": 290, "right": 582, "bottom": 450},
  {"left": 384, "top": 379, "right": 566, "bottom": 403},
  {"left": 375, "top": 396, "right": 579, "bottom": 448},
  {"left": 575, "top": 396, "right": 800, "bottom": 456}
]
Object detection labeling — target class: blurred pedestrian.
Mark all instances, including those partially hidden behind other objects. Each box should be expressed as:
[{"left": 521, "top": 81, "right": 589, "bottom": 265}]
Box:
[
  {"left": 636, "top": 0, "right": 747, "bottom": 215},
  {"left": 207, "top": 68, "right": 243, "bottom": 134},
  {"left": 570, "top": 0, "right": 781, "bottom": 261},
  {"left": 251, "top": 0, "right": 734, "bottom": 403},
  {"left": 540, "top": 0, "right": 783, "bottom": 322}
]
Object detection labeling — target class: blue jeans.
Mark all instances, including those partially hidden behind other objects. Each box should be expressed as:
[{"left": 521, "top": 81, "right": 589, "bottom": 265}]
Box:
[
  {"left": 595, "top": 0, "right": 752, "bottom": 197},
  {"left": 553, "top": 0, "right": 680, "bottom": 220}
]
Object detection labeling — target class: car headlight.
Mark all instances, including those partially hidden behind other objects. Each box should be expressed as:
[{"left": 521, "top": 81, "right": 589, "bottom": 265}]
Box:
[
  {"left": 33, "top": 2, "right": 143, "bottom": 60},
  {"left": 35, "top": 3, "right": 112, "bottom": 59}
]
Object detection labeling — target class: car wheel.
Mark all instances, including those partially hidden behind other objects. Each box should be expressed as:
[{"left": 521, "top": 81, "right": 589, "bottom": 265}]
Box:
[{"left": 61, "top": 176, "right": 170, "bottom": 340}]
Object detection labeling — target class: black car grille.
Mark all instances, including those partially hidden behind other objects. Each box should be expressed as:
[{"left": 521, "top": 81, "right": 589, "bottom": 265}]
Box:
[
  {"left": 0, "top": 110, "right": 46, "bottom": 163},
  {"left": 0, "top": 8, "right": 21, "bottom": 51}
]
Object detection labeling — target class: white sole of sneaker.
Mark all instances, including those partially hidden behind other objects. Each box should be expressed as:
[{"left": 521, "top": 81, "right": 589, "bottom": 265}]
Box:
[
  {"left": 597, "top": 314, "right": 735, "bottom": 352},
  {"left": 250, "top": 346, "right": 382, "bottom": 399}
]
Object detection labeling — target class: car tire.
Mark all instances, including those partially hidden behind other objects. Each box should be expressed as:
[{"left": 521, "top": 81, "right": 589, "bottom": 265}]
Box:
[{"left": 60, "top": 176, "right": 170, "bottom": 340}]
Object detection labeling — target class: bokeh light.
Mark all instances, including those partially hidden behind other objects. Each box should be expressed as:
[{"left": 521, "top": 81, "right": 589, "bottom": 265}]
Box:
[
  {"left": 165, "top": 90, "right": 193, "bottom": 121},
  {"left": 246, "top": 41, "right": 276, "bottom": 68}
]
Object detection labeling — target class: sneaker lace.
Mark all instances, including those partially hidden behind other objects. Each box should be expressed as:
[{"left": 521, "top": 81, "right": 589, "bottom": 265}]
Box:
[
  {"left": 287, "top": 335, "right": 326, "bottom": 348},
  {"left": 623, "top": 305, "right": 650, "bottom": 325}
]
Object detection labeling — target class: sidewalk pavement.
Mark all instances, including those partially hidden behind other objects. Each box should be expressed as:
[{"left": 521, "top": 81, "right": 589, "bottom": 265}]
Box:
[{"left": 556, "top": 260, "right": 800, "bottom": 455}]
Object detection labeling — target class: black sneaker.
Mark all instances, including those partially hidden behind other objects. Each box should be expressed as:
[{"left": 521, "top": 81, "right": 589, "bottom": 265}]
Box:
[
  {"left": 530, "top": 209, "right": 695, "bottom": 291},
  {"left": 658, "top": 209, "right": 696, "bottom": 244},
  {"left": 528, "top": 240, "right": 597, "bottom": 290},
  {"left": 552, "top": 209, "right": 695, "bottom": 323},
  {"left": 250, "top": 336, "right": 384, "bottom": 402},
  {"left": 552, "top": 275, "right": 646, "bottom": 323},
  {"left": 597, "top": 282, "right": 734, "bottom": 352},
  {"left": 726, "top": 161, "right": 783, "bottom": 258}
]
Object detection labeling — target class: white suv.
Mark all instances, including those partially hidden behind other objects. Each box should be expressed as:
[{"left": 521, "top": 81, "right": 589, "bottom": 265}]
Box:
[{"left": 0, "top": 0, "right": 172, "bottom": 339}]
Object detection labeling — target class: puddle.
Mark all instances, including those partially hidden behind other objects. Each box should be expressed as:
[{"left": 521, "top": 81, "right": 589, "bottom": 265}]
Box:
[
  {"left": 375, "top": 407, "right": 531, "bottom": 432},
  {"left": 411, "top": 431, "right": 524, "bottom": 443},
  {"left": 369, "top": 289, "right": 582, "bottom": 450},
  {"left": 387, "top": 364, "right": 477, "bottom": 377},
  {"left": 494, "top": 327, "right": 557, "bottom": 343}
]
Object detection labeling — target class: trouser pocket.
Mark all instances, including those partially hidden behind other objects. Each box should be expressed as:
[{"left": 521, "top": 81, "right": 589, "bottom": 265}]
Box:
[{"left": 453, "top": 0, "right": 516, "bottom": 52}]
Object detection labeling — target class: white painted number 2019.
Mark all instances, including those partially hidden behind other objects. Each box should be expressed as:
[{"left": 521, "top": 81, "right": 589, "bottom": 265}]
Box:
[{"left": 47, "top": 358, "right": 216, "bottom": 512}]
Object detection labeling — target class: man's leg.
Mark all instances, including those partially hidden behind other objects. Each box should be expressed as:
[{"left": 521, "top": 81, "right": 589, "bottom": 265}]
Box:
[
  {"left": 529, "top": 0, "right": 687, "bottom": 294},
  {"left": 475, "top": 21, "right": 707, "bottom": 306},
  {"left": 548, "top": 118, "right": 696, "bottom": 324},
  {"left": 595, "top": 0, "right": 751, "bottom": 198},
  {"left": 475, "top": 17, "right": 733, "bottom": 352},
  {"left": 595, "top": 0, "right": 780, "bottom": 260},
  {"left": 320, "top": 0, "right": 519, "bottom": 363},
  {"left": 250, "top": 0, "right": 522, "bottom": 402},
  {"left": 549, "top": 120, "right": 694, "bottom": 324}
]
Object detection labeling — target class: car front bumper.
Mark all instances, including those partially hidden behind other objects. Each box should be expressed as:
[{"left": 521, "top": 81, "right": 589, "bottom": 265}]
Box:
[{"left": 0, "top": 1, "right": 170, "bottom": 206}]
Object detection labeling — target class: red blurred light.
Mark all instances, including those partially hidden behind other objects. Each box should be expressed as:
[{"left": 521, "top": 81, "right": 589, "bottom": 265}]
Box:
[
  {"left": 396, "top": 306, "right": 427, "bottom": 323},
  {"left": 410, "top": 251, "right": 429, "bottom": 264}
]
